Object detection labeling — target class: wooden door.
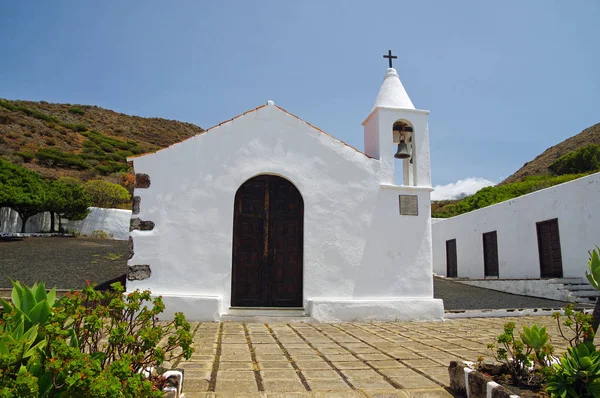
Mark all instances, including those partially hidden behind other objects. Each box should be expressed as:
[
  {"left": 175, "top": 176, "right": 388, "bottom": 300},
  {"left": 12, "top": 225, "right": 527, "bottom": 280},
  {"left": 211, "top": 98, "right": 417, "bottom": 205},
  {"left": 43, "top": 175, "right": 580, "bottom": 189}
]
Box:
[
  {"left": 483, "top": 231, "right": 499, "bottom": 277},
  {"left": 537, "top": 219, "right": 563, "bottom": 278},
  {"left": 446, "top": 239, "right": 457, "bottom": 278},
  {"left": 231, "top": 175, "right": 303, "bottom": 307}
]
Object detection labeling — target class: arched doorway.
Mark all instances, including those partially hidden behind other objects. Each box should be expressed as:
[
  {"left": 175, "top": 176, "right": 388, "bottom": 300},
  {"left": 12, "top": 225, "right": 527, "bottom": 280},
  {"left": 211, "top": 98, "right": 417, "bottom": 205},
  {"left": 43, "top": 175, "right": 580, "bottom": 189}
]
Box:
[{"left": 231, "top": 175, "right": 304, "bottom": 307}]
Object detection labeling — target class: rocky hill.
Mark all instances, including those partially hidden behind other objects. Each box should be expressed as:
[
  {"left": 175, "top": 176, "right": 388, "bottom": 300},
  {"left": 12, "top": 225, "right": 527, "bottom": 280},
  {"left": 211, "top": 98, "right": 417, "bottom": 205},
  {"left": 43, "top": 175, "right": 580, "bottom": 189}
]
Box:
[
  {"left": 0, "top": 98, "right": 203, "bottom": 181},
  {"left": 501, "top": 122, "right": 600, "bottom": 184}
]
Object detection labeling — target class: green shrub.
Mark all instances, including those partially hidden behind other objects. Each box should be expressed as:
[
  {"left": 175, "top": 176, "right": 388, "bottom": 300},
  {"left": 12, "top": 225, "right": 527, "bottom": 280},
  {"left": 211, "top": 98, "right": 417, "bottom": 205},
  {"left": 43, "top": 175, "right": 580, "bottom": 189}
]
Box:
[
  {"left": 68, "top": 107, "right": 85, "bottom": 115},
  {"left": 35, "top": 148, "right": 90, "bottom": 170},
  {"left": 487, "top": 322, "right": 553, "bottom": 384},
  {"left": 91, "top": 229, "right": 113, "bottom": 239},
  {"left": 15, "top": 151, "right": 35, "bottom": 163},
  {"left": 553, "top": 304, "right": 595, "bottom": 347},
  {"left": 84, "top": 179, "right": 131, "bottom": 208},
  {"left": 61, "top": 122, "right": 87, "bottom": 132},
  {"left": 0, "top": 280, "right": 194, "bottom": 397},
  {"left": 0, "top": 99, "right": 19, "bottom": 112},
  {"left": 549, "top": 144, "right": 600, "bottom": 176}
]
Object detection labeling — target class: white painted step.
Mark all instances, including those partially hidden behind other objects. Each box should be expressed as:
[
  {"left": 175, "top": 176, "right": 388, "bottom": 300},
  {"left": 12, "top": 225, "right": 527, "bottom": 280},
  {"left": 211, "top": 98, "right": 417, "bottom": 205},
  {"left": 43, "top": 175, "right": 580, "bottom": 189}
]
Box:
[
  {"left": 227, "top": 307, "right": 306, "bottom": 316},
  {"left": 571, "top": 290, "right": 600, "bottom": 297},
  {"left": 549, "top": 278, "right": 585, "bottom": 284},
  {"left": 566, "top": 285, "right": 597, "bottom": 291},
  {"left": 220, "top": 314, "right": 312, "bottom": 323},
  {"left": 221, "top": 307, "right": 311, "bottom": 322}
]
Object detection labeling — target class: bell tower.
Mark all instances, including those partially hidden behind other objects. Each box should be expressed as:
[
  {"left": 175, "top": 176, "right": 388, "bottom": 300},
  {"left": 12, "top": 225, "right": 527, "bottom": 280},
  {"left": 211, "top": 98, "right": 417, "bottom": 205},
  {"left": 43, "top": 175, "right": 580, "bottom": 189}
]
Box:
[{"left": 362, "top": 52, "right": 431, "bottom": 188}]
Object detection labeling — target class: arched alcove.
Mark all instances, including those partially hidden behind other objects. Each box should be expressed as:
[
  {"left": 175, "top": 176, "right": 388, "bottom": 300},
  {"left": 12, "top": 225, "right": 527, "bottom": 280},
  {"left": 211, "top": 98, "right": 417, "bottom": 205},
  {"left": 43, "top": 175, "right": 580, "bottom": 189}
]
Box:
[
  {"left": 392, "top": 120, "right": 415, "bottom": 186},
  {"left": 231, "top": 174, "right": 304, "bottom": 307}
]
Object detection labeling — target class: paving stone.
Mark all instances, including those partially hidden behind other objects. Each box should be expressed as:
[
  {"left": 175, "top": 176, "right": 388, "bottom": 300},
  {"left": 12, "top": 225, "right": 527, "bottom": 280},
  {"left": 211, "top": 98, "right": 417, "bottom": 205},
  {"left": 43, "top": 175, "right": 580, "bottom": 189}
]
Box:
[
  {"left": 262, "top": 379, "right": 307, "bottom": 392},
  {"left": 184, "top": 378, "right": 210, "bottom": 392},
  {"left": 341, "top": 369, "right": 381, "bottom": 379},
  {"left": 295, "top": 360, "right": 334, "bottom": 370},
  {"left": 360, "top": 390, "right": 410, "bottom": 398},
  {"left": 220, "top": 354, "right": 253, "bottom": 362},
  {"left": 307, "top": 379, "right": 353, "bottom": 391},
  {"left": 184, "top": 370, "right": 211, "bottom": 379},
  {"left": 182, "top": 393, "right": 216, "bottom": 398},
  {"left": 265, "top": 393, "right": 313, "bottom": 398},
  {"left": 216, "top": 370, "right": 256, "bottom": 380},
  {"left": 331, "top": 361, "right": 371, "bottom": 369},
  {"left": 379, "top": 369, "right": 421, "bottom": 378},
  {"left": 387, "top": 352, "right": 422, "bottom": 360},
  {"left": 260, "top": 369, "right": 300, "bottom": 379},
  {"left": 404, "top": 389, "right": 455, "bottom": 397},
  {"left": 179, "top": 361, "right": 213, "bottom": 370},
  {"left": 259, "top": 360, "right": 294, "bottom": 369},
  {"left": 401, "top": 359, "right": 445, "bottom": 369},
  {"left": 215, "top": 379, "right": 259, "bottom": 393},
  {"left": 356, "top": 353, "right": 392, "bottom": 361},
  {"left": 366, "top": 360, "right": 405, "bottom": 369},
  {"left": 255, "top": 353, "right": 290, "bottom": 361},
  {"left": 302, "top": 369, "right": 342, "bottom": 379},
  {"left": 348, "top": 378, "right": 395, "bottom": 389},
  {"left": 182, "top": 317, "right": 580, "bottom": 395},
  {"left": 218, "top": 362, "right": 255, "bottom": 370},
  {"left": 320, "top": 348, "right": 351, "bottom": 354},
  {"left": 312, "top": 392, "right": 368, "bottom": 398},
  {"left": 325, "top": 354, "right": 361, "bottom": 362},
  {"left": 391, "top": 376, "right": 439, "bottom": 389},
  {"left": 291, "top": 354, "right": 323, "bottom": 361}
]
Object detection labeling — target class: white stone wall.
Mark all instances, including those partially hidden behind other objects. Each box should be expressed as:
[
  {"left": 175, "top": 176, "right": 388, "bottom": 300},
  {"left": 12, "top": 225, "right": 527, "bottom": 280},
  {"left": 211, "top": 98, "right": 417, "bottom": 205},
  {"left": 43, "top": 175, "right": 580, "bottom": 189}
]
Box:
[
  {"left": 129, "top": 104, "right": 442, "bottom": 321},
  {"left": 432, "top": 172, "right": 600, "bottom": 279},
  {"left": 0, "top": 207, "right": 131, "bottom": 240}
]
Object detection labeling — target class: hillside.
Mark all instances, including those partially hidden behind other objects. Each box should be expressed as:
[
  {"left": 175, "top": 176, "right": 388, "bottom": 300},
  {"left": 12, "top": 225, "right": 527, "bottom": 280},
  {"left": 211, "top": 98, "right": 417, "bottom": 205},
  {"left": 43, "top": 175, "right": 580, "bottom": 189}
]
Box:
[
  {"left": 501, "top": 122, "right": 600, "bottom": 184},
  {"left": 0, "top": 98, "right": 203, "bottom": 181},
  {"left": 433, "top": 122, "right": 600, "bottom": 218}
]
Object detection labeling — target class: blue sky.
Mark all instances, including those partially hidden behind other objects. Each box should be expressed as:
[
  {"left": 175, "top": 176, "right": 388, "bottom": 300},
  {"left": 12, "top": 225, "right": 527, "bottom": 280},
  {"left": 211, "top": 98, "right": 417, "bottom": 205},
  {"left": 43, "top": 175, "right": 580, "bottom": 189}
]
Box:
[{"left": 1, "top": 1, "right": 598, "bottom": 195}]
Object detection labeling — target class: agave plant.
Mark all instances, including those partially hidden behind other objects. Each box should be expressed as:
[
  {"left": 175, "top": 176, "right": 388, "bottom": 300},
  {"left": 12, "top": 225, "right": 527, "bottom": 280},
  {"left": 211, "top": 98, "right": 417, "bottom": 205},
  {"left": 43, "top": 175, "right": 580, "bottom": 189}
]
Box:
[
  {"left": 546, "top": 342, "right": 600, "bottom": 397},
  {"left": 0, "top": 280, "right": 57, "bottom": 343},
  {"left": 521, "top": 324, "right": 553, "bottom": 366},
  {"left": 585, "top": 247, "right": 600, "bottom": 342}
]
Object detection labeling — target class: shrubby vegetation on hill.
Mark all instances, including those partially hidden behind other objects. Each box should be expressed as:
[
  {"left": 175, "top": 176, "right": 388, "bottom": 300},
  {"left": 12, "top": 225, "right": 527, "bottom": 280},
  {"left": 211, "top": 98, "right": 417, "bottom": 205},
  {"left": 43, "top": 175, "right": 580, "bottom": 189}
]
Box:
[
  {"left": 433, "top": 173, "right": 588, "bottom": 218},
  {"left": 0, "top": 98, "right": 203, "bottom": 182},
  {"left": 548, "top": 144, "right": 600, "bottom": 176}
]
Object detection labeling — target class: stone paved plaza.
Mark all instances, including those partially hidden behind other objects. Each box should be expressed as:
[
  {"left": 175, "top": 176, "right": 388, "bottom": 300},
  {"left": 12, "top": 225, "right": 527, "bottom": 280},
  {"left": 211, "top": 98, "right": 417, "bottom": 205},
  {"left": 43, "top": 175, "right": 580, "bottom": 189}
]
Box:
[{"left": 176, "top": 315, "right": 571, "bottom": 397}]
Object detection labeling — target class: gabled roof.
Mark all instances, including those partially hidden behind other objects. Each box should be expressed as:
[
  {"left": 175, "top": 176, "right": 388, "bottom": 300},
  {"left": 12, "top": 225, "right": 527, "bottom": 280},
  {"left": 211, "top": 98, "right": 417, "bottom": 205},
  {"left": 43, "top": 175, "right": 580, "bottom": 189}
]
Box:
[{"left": 129, "top": 102, "right": 372, "bottom": 160}]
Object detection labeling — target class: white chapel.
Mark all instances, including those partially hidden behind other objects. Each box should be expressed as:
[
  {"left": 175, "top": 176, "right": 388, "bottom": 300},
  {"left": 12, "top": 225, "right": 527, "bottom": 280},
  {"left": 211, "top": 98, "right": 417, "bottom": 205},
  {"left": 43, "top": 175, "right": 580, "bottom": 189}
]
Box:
[{"left": 127, "top": 60, "right": 444, "bottom": 321}]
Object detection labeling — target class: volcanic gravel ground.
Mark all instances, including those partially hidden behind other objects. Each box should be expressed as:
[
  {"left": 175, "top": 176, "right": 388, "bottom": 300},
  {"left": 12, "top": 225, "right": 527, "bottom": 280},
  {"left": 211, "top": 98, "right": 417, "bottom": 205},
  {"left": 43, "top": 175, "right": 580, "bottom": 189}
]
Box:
[
  {"left": 434, "top": 276, "right": 576, "bottom": 310},
  {"left": 0, "top": 237, "right": 128, "bottom": 289}
]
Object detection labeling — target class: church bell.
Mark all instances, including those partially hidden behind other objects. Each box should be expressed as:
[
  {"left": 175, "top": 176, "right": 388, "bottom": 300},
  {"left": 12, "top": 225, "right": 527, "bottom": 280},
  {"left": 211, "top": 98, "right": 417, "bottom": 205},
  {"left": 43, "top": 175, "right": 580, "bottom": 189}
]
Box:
[{"left": 394, "top": 141, "right": 411, "bottom": 159}]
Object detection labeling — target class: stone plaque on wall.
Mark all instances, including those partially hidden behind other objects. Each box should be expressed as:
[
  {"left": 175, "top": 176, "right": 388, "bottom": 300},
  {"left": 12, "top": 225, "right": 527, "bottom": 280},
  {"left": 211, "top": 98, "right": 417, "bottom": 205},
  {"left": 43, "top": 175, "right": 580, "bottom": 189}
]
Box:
[{"left": 399, "top": 195, "right": 418, "bottom": 216}]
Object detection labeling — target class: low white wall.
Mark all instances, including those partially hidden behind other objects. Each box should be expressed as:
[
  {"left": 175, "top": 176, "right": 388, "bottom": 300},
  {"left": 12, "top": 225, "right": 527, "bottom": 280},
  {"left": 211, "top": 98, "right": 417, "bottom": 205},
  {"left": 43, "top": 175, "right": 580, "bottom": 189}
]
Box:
[
  {"left": 456, "top": 279, "right": 575, "bottom": 302},
  {"left": 0, "top": 207, "right": 131, "bottom": 240},
  {"left": 432, "top": 172, "right": 600, "bottom": 279}
]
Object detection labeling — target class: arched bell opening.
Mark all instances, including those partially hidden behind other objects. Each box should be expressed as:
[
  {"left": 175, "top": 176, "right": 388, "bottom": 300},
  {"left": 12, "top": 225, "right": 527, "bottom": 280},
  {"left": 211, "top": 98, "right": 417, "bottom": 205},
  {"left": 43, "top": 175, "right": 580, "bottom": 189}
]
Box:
[{"left": 392, "top": 120, "right": 415, "bottom": 186}]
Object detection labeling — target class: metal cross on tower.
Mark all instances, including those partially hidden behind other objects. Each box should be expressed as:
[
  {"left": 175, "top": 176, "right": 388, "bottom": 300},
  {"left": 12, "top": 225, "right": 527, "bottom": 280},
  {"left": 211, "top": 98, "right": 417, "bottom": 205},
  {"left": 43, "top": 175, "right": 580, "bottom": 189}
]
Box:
[{"left": 383, "top": 50, "right": 397, "bottom": 68}]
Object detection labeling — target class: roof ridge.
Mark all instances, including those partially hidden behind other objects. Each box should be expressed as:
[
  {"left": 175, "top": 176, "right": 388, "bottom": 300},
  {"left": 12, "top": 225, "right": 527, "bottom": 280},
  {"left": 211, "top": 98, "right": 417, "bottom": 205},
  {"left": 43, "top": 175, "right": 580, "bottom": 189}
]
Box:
[{"left": 129, "top": 103, "right": 372, "bottom": 160}]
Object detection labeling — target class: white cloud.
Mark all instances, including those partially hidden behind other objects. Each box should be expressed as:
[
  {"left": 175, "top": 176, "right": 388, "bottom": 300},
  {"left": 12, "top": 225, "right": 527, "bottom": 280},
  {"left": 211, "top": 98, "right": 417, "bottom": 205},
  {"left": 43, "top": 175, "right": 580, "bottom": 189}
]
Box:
[{"left": 432, "top": 177, "right": 496, "bottom": 201}]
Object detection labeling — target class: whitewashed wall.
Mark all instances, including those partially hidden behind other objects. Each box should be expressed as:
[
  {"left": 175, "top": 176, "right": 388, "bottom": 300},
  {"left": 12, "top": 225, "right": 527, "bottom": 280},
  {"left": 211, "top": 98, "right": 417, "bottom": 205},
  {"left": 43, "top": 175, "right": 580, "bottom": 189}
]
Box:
[
  {"left": 129, "top": 103, "right": 442, "bottom": 321},
  {"left": 0, "top": 207, "right": 131, "bottom": 240},
  {"left": 432, "top": 173, "right": 600, "bottom": 279}
]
